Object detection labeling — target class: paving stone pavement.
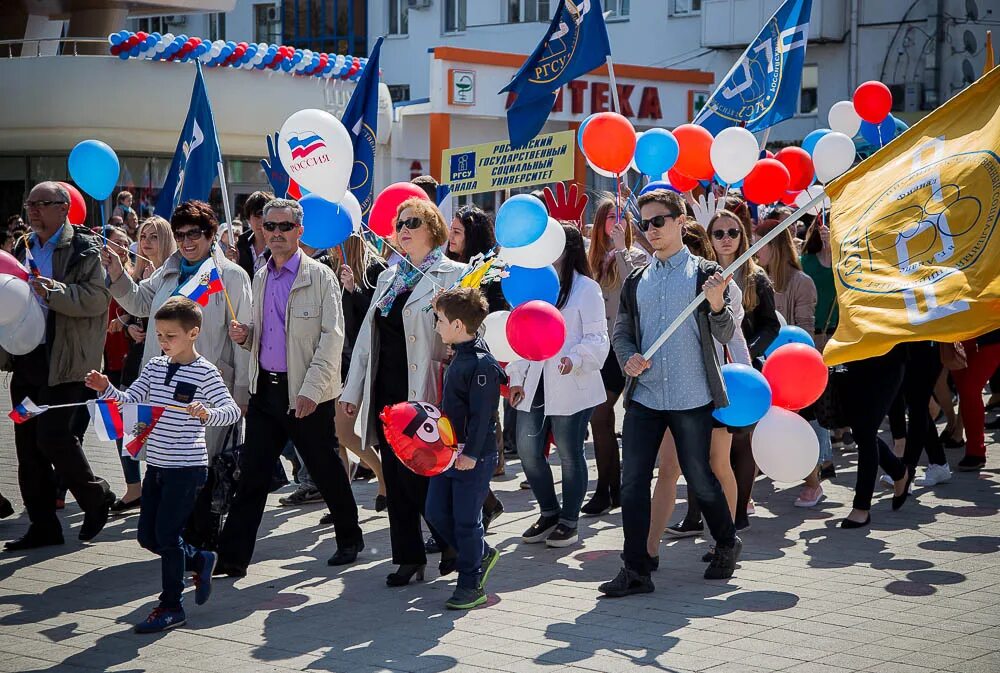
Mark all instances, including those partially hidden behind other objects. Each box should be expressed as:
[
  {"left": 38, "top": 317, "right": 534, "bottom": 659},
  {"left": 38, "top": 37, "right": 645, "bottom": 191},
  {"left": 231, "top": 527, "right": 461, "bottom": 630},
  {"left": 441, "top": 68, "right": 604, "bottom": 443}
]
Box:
[{"left": 1, "top": 385, "right": 999, "bottom": 673}]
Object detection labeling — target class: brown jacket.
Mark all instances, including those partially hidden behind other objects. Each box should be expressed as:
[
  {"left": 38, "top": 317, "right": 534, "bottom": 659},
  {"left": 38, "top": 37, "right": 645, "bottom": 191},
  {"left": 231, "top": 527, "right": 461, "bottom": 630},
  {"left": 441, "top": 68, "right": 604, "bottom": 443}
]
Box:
[{"left": 773, "top": 269, "right": 817, "bottom": 334}]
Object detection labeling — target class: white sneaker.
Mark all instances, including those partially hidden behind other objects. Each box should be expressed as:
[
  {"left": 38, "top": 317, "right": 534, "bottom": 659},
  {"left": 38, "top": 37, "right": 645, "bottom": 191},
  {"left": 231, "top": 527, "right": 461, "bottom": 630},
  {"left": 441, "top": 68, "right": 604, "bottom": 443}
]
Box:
[
  {"left": 794, "top": 484, "right": 824, "bottom": 508},
  {"left": 915, "top": 463, "right": 952, "bottom": 486},
  {"left": 879, "top": 473, "right": 894, "bottom": 488}
]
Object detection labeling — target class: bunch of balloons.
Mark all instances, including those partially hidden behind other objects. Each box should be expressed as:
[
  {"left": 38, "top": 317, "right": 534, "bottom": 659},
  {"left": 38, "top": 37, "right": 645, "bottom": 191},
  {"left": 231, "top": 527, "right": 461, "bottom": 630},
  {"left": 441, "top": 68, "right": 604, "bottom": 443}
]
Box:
[{"left": 107, "top": 31, "right": 369, "bottom": 80}]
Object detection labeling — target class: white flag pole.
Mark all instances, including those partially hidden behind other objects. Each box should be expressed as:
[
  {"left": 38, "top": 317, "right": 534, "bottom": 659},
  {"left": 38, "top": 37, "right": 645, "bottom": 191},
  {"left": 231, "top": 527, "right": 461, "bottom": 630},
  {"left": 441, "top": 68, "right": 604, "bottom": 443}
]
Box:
[{"left": 606, "top": 55, "right": 621, "bottom": 114}]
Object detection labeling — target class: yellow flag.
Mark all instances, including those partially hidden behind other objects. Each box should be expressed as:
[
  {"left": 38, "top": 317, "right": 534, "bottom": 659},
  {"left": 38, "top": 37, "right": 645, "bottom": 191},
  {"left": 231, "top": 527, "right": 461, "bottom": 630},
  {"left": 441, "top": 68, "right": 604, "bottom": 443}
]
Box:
[
  {"left": 824, "top": 66, "right": 1000, "bottom": 366},
  {"left": 985, "top": 30, "right": 995, "bottom": 77},
  {"left": 459, "top": 257, "right": 496, "bottom": 289}
]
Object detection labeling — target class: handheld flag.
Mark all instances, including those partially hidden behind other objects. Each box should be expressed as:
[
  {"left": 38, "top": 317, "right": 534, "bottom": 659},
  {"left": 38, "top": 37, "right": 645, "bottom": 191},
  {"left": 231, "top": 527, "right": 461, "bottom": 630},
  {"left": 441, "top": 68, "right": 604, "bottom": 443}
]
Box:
[
  {"left": 341, "top": 36, "right": 383, "bottom": 226},
  {"left": 500, "top": 0, "right": 612, "bottom": 148},
  {"left": 694, "top": 0, "right": 812, "bottom": 134},
  {"left": 23, "top": 246, "right": 39, "bottom": 278},
  {"left": 9, "top": 398, "right": 47, "bottom": 423},
  {"left": 155, "top": 62, "right": 221, "bottom": 217},
  {"left": 823, "top": 65, "right": 1000, "bottom": 365},
  {"left": 90, "top": 400, "right": 125, "bottom": 442},
  {"left": 174, "top": 257, "right": 223, "bottom": 306},
  {"left": 123, "top": 404, "right": 165, "bottom": 457}
]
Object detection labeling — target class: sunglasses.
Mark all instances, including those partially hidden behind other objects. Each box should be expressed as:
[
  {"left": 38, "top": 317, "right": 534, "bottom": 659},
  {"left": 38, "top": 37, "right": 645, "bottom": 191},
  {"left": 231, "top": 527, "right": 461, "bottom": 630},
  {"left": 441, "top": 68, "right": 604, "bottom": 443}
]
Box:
[
  {"left": 637, "top": 214, "right": 679, "bottom": 232},
  {"left": 173, "top": 228, "right": 206, "bottom": 242},
  {"left": 395, "top": 217, "right": 424, "bottom": 233},
  {"left": 23, "top": 200, "right": 67, "bottom": 209},
  {"left": 711, "top": 228, "right": 742, "bottom": 240},
  {"left": 263, "top": 220, "right": 297, "bottom": 232}
]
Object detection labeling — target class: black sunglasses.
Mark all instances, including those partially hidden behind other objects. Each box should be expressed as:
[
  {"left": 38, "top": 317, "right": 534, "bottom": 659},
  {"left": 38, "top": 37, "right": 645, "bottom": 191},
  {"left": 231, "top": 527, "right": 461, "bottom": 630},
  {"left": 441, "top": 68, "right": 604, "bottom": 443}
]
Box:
[
  {"left": 637, "top": 213, "right": 679, "bottom": 232},
  {"left": 23, "top": 200, "right": 67, "bottom": 209},
  {"left": 712, "top": 228, "right": 742, "bottom": 240},
  {"left": 173, "top": 228, "right": 206, "bottom": 242},
  {"left": 263, "top": 220, "right": 297, "bottom": 232},
  {"left": 395, "top": 217, "right": 424, "bottom": 233}
]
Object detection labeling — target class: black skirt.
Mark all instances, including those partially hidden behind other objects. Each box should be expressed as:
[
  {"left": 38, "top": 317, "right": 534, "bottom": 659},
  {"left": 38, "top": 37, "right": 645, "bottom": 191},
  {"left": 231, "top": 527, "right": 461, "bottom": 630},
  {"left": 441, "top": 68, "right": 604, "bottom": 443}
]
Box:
[{"left": 599, "top": 350, "right": 626, "bottom": 396}]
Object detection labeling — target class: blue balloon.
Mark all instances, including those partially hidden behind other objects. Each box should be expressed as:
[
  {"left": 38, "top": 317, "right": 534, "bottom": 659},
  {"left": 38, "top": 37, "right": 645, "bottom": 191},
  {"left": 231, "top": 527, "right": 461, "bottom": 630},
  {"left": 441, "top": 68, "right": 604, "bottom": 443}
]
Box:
[
  {"left": 300, "top": 194, "right": 353, "bottom": 248},
  {"left": 577, "top": 115, "right": 594, "bottom": 153},
  {"left": 764, "top": 325, "right": 816, "bottom": 357},
  {"left": 860, "top": 115, "right": 896, "bottom": 148},
  {"left": 109, "top": 33, "right": 124, "bottom": 46},
  {"left": 118, "top": 51, "right": 130, "bottom": 60},
  {"left": 68, "top": 140, "right": 120, "bottom": 200},
  {"left": 129, "top": 45, "right": 140, "bottom": 57},
  {"left": 501, "top": 265, "right": 559, "bottom": 307},
  {"left": 634, "top": 128, "right": 679, "bottom": 177},
  {"left": 713, "top": 364, "right": 772, "bottom": 427},
  {"left": 713, "top": 173, "right": 743, "bottom": 188},
  {"left": 639, "top": 180, "right": 680, "bottom": 195},
  {"left": 495, "top": 194, "right": 548, "bottom": 248},
  {"left": 802, "top": 128, "right": 831, "bottom": 156}
]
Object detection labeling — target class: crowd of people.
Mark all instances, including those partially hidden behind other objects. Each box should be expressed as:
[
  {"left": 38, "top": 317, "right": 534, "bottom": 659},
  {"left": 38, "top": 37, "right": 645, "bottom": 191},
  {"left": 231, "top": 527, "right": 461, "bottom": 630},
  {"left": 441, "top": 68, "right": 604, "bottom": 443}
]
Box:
[{"left": 2, "top": 177, "right": 998, "bottom": 629}]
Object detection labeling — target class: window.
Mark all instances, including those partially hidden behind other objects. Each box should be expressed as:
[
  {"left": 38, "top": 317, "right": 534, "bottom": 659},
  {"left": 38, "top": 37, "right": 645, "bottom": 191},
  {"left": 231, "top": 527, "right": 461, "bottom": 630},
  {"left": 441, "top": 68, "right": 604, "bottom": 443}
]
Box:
[
  {"left": 208, "top": 13, "right": 226, "bottom": 42},
  {"left": 253, "top": 3, "right": 281, "bottom": 44},
  {"left": 132, "top": 16, "right": 170, "bottom": 35},
  {"left": 507, "top": 0, "right": 551, "bottom": 23},
  {"left": 605, "top": 0, "right": 630, "bottom": 19},
  {"left": 799, "top": 64, "right": 818, "bottom": 115},
  {"left": 388, "top": 84, "right": 411, "bottom": 103},
  {"left": 671, "top": 0, "right": 701, "bottom": 15},
  {"left": 389, "top": 0, "right": 408, "bottom": 35},
  {"left": 444, "top": 0, "right": 467, "bottom": 33}
]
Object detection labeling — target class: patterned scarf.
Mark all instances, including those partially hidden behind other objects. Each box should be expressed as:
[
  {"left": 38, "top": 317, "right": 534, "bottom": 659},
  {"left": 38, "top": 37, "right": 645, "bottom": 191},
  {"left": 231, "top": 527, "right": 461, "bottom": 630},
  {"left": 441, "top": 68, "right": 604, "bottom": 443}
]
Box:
[{"left": 375, "top": 247, "right": 443, "bottom": 316}]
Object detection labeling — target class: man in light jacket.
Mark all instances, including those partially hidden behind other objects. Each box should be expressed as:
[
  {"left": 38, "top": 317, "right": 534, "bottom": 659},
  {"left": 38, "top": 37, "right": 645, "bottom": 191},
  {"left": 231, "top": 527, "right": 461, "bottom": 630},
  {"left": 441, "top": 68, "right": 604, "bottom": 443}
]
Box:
[
  {"left": 219, "top": 198, "right": 363, "bottom": 576},
  {"left": 2, "top": 181, "right": 113, "bottom": 551}
]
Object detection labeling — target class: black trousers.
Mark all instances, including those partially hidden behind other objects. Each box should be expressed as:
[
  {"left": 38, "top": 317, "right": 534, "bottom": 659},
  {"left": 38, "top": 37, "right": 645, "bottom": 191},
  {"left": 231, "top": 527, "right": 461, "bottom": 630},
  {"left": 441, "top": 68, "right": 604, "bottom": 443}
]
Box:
[
  {"left": 377, "top": 419, "right": 437, "bottom": 566},
  {"left": 10, "top": 347, "right": 110, "bottom": 533},
  {"left": 900, "top": 342, "right": 947, "bottom": 469},
  {"left": 218, "top": 374, "right": 362, "bottom": 570}
]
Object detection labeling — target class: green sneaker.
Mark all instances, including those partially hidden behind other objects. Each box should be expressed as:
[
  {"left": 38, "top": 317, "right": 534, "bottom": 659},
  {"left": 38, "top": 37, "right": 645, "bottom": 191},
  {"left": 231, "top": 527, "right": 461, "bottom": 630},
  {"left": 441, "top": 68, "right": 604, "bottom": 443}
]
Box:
[
  {"left": 479, "top": 547, "right": 499, "bottom": 591},
  {"left": 445, "top": 586, "right": 487, "bottom": 610}
]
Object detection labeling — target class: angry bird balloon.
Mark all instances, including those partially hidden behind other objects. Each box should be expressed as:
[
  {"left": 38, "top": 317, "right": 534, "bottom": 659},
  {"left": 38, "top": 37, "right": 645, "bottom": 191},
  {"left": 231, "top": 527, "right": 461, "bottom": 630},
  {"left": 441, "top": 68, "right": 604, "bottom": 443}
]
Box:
[{"left": 380, "top": 401, "right": 459, "bottom": 476}]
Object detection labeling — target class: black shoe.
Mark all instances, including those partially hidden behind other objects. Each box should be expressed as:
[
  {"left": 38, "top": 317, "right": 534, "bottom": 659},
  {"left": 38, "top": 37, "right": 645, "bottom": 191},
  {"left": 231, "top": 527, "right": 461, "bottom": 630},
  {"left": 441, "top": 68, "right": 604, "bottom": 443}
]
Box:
[
  {"left": 374, "top": 494, "right": 387, "bottom": 512},
  {"left": 319, "top": 512, "right": 335, "bottom": 525},
  {"left": 704, "top": 537, "right": 742, "bottom": 580},
  {"left": 522, "top": 514, "right": 559, "bottom": 544},
  {"left": 986, "top": 417, "right": 1000, "bottom": 431},
  {"left": 598, "top": 567, "right": 654, "bottom": 598},
  {"left": 819, "top": 463, "right": 837, "bottom": 481},
  {"left": 4, "top": 529, "right": 64, "bottom": 552},
  {"left": 0, "top": 497, "right": 14, "bottom": 519},
  {"left": 580, "top": 493, "right": 614, "bottom": 517},
  {"left": 424, "top": 535, "right": 441, "bottom": 554},
  {"left": 840, "top": 514, "right": 871, "bottom": 529},
  {"left": 892, "top": 467, "right": 914, "bottom": 511},
  {"left": 664, "top": 518, "right": 704, "bottom": 538},
  {"left": 479, "top": 547, "right": 499, "bottom": 590},
  {"left": 941, "top": 434, "right": 966, "bottom": 449},
  {"left": 211, "top": 561, "right": 247, "bottom": 578},
  {"left": 482, "top": 498, "right": 504, "bottom": 533},
  {"left": 841, "top": 431, "right": 855, "bottom": 447},
  {"left": 109, "top": 497, "right": 141, "bottom": 515},
  {"left": 79, "top": 493, "right": 114, "bottom": 542},
  {"left": 958, "top": 455, "right": 986, "bottom": 471},
  {"left": 354, "top": 465, "right": 376, "bottom": 481},
  {"left": 734, "top": 517, "right": 751, "bottom": 532},
  {"left": 327, "top": 540, "right": 364, "bottom": 566},
  {"left": 386, "top": 563, "right": 425, "bottom": 586},
  {"left": 545, "top": 523, "right": 579, "bottom": 548},
  {"left": 439, "top": 552, "right": 457, "bottom": 577},
  {"left": 702, "top": 547, "right": 715, "bottom": 563}
]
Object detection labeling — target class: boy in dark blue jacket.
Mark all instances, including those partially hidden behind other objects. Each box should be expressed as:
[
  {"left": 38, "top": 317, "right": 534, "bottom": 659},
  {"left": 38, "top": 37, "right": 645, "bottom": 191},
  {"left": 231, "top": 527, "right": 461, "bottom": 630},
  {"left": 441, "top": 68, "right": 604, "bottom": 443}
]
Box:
[{"left": 426, "top": 288, "right": 505, "bottom": 609}]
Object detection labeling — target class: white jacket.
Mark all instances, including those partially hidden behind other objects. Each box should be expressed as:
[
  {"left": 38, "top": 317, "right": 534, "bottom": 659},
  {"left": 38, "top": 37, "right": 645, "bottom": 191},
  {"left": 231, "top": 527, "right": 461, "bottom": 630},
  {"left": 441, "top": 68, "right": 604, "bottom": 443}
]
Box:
[
  {"left": 109, "top": 252, "right": 252, "bottom": 405},
  {"left": 715, "top": 280, "right": 752, "bottom": 366},
  {"left": 341, "top": 255, "right": 467, "bottom": 451},
  {"left": 507, "top": 272, "right": 609, "bottom": 417}
]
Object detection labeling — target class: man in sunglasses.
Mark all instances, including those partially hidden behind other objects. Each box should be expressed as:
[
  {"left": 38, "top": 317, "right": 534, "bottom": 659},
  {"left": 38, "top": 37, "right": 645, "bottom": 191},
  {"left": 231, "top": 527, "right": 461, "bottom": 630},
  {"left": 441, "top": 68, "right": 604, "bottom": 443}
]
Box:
[
  {"left": 2, "top": 181, "right": 115, "bottom": 551},
  {"left": 600, "top": 188, "right": 742, "bottom": 598},
  {"left": 235, "top": 191, "right": 274, "bottom": 279},
  {"left": 220, "top": 198, "right": 364, "bottom": 575}
]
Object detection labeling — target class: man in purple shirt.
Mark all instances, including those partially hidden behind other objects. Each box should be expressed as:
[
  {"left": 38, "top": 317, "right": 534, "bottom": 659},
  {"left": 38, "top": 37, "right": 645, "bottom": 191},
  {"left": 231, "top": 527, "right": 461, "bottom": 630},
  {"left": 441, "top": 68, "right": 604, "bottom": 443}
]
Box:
[{"left": 218, "top": 199, "right": 362, "bottom": 576}]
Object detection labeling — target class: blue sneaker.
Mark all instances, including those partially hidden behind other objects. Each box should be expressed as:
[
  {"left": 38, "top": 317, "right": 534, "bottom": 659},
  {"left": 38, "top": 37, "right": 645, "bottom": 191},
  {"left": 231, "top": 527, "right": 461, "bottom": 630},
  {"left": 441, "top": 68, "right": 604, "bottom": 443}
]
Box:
[
  {"left": 194, "top": 551, "right": 217, "bottom": 606},
  {"left": 134, "top": 606, "right": 186, "bottom": 633}
]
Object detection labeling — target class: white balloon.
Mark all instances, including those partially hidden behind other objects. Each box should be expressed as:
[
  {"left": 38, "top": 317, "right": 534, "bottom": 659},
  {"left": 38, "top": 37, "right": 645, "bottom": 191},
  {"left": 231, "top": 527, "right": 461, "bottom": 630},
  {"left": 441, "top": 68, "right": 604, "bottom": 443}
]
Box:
[
  {"left": 828, "top": 100, "right": 862, "bottom": 137},
  {"left": 482, "top": 311, "right": 520, "bottom": 363},
  {"left": 589, "top": 158, "right": 616, "bottom": 179},
  {"left": 0, "top": 276, "right": 31, "bottom": 326},
  {"left": 278, "top": 109, "right": 354, "bottom": 202},
  {"left": 0, "top": 297, "right": 43, "bottom": 355},
  {"left": 775, "top": 311, "right": 787, "bottom": 327},
  {"left": 751, "top": 407, "right": 820, "bottom": 483},
  {"left": 794, "top": 185, "right": 831, "bottom": 215},
  {"left": 813, "top": 132, "right": 856, "bottom": 183},
  {"left": 341, "top": 191, "right": 363, "bottom": 232},
  {"left": 500, "top": 217, "right": 566, "bottom": 269},
  {"left": 711, "top": 127, "right": 760, "bottom": 185}
]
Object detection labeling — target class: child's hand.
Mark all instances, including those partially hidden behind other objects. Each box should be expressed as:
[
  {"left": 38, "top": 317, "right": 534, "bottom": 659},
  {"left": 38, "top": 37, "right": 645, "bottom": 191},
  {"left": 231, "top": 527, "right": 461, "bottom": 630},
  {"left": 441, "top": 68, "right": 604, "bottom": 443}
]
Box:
[
  {"left": 84, "top": 370, "right": 110, "bottom": 393},
  {"left": 454, "top": 454, "right": 477, "bottom": 471},
  {"left": 558, "top": 357, "right": 574, "bottom": 375},
  {"left": 187, "top": 402, "right": 210, "bottom": 423}
]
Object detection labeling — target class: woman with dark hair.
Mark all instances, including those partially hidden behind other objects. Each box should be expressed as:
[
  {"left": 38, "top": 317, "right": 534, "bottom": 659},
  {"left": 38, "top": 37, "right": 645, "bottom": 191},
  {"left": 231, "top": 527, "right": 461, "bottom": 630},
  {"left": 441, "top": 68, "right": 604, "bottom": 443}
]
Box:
[
  {"left": 507, "top": 226, "right": 609, "bottom": 548},
  {"left": 581, "top": 199, "right": 648, "bottom": 517}
]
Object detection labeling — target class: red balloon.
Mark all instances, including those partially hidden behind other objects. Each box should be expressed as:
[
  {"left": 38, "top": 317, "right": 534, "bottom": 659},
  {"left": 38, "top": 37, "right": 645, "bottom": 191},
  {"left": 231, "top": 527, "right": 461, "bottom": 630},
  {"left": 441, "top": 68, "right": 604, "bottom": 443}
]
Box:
[
  {"left": 774, "top": 147, "right": 814, "bottom": 191},
  {"left": 58, "top": 182, "right": 86, "bottom": 225},
  {"left": 0, "top": 250, "right": 29, "bottom": 281},
  {"left": 369, "top": 182, "right": 430, "bottom": 237},
  {"left": 742, "top": 159, "right": 790, "bottom": 205},
  {"left": 673, "top": 124, "right": 715, "bottom": 179},
  {"left": 853, "top": 81, "right": 892, "bottom": 124},
  {"left": 780, "top": 190, "right": 801, "bottom": 206},
  {"left": 763, "top": 150, "right": 775, "bottom": 159},
  {"left": 135, "top": 31, "right": 148, "bottom": 42},
  {"left": 380, "top": 401, "right": 459, "bottom": 476},
  {"left": 581, "top": 112, "right": 636, "bottom": 174},
  {"left": 666, "top": 167, "right": 699, "bottom": 193},
  {"left": 507, "top": 300, "right": 566, "bottom": 361},
  {"left": 762, "top": 343, "right": 828, "bottom": 411}
]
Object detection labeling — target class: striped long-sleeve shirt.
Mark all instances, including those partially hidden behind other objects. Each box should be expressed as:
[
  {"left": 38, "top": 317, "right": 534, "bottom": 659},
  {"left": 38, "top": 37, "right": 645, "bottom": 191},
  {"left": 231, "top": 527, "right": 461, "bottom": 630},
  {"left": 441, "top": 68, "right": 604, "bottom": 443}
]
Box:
[{"left": 100, "top": 355, "right": 240, "bottom": 468}]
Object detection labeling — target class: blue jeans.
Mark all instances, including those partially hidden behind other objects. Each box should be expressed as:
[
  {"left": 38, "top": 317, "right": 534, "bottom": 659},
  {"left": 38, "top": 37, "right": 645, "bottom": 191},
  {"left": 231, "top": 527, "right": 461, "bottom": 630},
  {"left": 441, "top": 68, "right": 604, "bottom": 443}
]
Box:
[
  {"left": 137, "top": 466, "right": 208, "bottom": 609},
  {"left": 622, "top": 402, "right": 736, "bottom": 574},
  {"left": 516, "top": 406, "right": 593, "bottom": 528},
  {"left": 810, "top": 419, "right": 833, "bottom": 465},
  {"left": 115, "top": 440, "right": 141, "bottom": 485},
  {"left": 425, "top": 451, "right": 498, "bottom": 589}
]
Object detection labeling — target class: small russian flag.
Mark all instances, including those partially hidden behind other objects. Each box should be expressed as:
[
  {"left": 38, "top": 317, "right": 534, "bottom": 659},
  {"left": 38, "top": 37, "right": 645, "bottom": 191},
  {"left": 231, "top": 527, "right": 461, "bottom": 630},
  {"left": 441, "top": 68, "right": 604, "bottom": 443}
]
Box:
[
  {"left": 90, "top": 400, "right": 125, "bottom": 442},
  {"left": 23, "top": 246, "right": 39, "bottom": 278},
  {"left": 8, "top": 397, "right": 48, "bottom": 423},
  {"left": 123, "top": 404, "right": 165, "bottom": 457},
  {"left": 174, "top": 257, "right": 223, "bottom": 306}
]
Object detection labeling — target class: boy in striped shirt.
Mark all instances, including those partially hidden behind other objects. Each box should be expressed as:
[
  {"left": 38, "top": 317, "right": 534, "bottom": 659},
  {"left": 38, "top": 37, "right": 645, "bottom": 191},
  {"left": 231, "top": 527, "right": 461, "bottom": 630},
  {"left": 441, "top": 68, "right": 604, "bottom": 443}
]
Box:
[{"left": 85, "top": 297, "right": 240, "bottom": 633}]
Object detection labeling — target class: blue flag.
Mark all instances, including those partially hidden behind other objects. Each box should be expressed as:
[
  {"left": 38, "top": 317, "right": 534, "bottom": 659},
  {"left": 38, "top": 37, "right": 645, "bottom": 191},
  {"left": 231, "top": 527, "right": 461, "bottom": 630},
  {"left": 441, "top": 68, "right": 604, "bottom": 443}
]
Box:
[
  {"left": 155, "top": 62, "right": 221, "bottom": 217},
  {"left": 342, "top": 36, "right": 382, "bottom": 225},
  {"left": 694, "top": 0, "right": 812, "bottom": 135},
  {"left": 500, "top": 0, "right": 611, "bottom": 148}
]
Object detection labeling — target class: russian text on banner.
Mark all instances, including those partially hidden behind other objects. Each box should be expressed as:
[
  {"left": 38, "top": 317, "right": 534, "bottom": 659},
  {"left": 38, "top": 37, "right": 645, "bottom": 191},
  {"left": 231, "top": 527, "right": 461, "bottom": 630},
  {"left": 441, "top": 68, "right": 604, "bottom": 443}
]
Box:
[{"left": 442, "top": 131, "right": 575, "bottom": 196}]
